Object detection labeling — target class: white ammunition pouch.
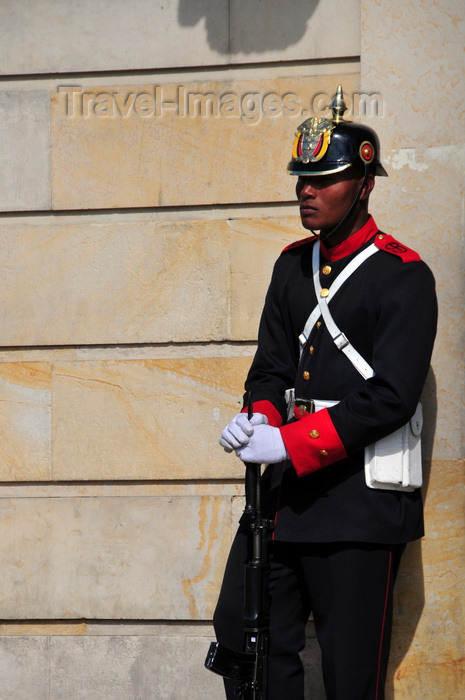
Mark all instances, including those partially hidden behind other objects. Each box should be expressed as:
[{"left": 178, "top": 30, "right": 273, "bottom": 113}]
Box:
[{"left": 364, "top": 403, "right": 423, "bottom": 491}]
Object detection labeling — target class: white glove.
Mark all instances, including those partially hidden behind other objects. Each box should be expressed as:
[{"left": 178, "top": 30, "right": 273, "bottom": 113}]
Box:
[
  {"left": 219, "top": 413, "right": 269, "bottom": 453},
  {"left": 236, "top": 424, "right": 288, "bottom": 464}
]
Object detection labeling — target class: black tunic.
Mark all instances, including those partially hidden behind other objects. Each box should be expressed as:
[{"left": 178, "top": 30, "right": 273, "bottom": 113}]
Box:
[{"left": 243, "top": 217, "right": 438, "bottom": 544}]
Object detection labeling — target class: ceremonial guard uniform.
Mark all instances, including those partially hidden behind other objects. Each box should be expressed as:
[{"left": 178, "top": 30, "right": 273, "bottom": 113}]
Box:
[{"left": 212, "top": 87, "right": 438, "bottom": 700}]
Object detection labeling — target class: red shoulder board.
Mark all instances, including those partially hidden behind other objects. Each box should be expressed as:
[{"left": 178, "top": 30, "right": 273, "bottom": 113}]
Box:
[
  {"left": 281, "top": 235, "right": 316, "bottom": 255},
  {"left": 374, "top": 233, "right": 421, "bottom": 262}
]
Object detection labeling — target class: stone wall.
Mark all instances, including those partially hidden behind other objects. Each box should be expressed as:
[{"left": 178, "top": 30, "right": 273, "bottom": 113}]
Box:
[{"left": 0, "top": 1, "right": 463, "bottom": 698}]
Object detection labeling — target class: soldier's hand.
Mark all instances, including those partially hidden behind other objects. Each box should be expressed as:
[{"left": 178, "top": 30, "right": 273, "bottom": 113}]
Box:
[
  {"left": 236, "top": 425, "right": 288, "bottom": 464},
  {"left": 219, "top": 413, "right": 269, "bottom": 453}
]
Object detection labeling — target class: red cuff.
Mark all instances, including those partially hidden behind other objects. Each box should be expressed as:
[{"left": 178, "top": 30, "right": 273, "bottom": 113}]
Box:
[
  {"left": 241, "top": 399, "right": 283, "bottom": 428},
  {"left": 279, "top": 408, "right": 347, "bottom": 476}
]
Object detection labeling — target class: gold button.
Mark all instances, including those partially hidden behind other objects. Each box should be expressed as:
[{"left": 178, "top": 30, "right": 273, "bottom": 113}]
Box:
[
  {"left": 303, "top": 371, "right": 310, "bottom": 380},
  {"left": 309, "top": 429, "right": 320, "bottom": 439},
  {"left": 316, "top": 321, "right": 322, "bottom": 329},
  {"left": 298, "top": 406, "right": 307, "bottom": 416},
  {"left": 377, "top": 234, "right": 384, "bottom": 239},
  {"left": 320, "top": 288, "right": 330, "bottom": 298},
  {"left": 322, "top": 265, "right": 332, "bottom": 275},
  {"left": 309, "top": 345, "right": 314, "bottom": 355},
  {"left": 319, "top": 449, "right": 328, "bottom": 456}
]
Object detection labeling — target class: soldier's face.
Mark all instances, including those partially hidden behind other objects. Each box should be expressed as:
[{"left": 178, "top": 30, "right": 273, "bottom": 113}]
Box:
[{"left": 296, "top": 171, "right": 371, "bottom": 235}]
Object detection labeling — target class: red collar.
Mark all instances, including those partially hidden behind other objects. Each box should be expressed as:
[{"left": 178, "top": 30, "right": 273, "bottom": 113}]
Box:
[{"left": 320, "top": 216, "right": 379, "bottom": 261}]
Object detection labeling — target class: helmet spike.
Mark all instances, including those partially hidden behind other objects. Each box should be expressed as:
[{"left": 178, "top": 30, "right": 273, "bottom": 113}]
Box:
[{"left": 331, "top": 85, "right": 347, "bottom": 123}]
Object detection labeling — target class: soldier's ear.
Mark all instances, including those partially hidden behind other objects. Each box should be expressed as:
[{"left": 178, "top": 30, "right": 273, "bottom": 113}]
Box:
[{"left": 360, "top": 173, "right": 375, "bottom": 201}]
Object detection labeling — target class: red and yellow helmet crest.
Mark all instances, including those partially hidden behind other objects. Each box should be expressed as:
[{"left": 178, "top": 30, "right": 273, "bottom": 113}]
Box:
[{"left": 292, "top": 117, "right": 336, "bottom": 164}]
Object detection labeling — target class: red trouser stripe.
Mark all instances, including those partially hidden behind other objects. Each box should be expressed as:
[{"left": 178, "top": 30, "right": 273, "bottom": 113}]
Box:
[{"left": 375, "top": 546, "right": 393, "bottom": 699}]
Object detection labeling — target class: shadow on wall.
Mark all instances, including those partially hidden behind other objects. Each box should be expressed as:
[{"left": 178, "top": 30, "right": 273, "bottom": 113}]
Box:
[
  {"left": 385, "top": 367, "right": 437, "bottom": 700},
  {"left": 178, "top": 0, "right": 320, "bottom": 54}
]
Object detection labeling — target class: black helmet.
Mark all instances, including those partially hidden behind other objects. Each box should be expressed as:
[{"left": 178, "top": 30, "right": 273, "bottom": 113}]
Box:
[{"left": 287, "top": 85, "right": 388, "bottom": 177}]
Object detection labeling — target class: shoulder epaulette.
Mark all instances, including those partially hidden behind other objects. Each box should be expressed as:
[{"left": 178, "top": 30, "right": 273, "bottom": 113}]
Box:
[
  {"left": 374, "top": 232, "right": 421, "bottom": 262},
  {"left": 281, "top": 235, "right": 316, "bottom": 255}
]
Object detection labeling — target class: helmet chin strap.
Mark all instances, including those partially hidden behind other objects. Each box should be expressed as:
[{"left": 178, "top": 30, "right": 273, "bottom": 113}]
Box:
[{"left": 311, "top": 167, "right": 369, "bottom": 243}]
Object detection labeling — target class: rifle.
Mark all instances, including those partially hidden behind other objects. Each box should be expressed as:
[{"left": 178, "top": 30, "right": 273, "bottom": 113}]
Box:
[{"left": 205, "top": 393, "right": 273, "bottom": 699}]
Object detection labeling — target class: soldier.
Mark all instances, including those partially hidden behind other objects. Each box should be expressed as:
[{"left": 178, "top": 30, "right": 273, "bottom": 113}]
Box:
[{"left": 213, "top": 86, "right": 438, "bottom": 699}]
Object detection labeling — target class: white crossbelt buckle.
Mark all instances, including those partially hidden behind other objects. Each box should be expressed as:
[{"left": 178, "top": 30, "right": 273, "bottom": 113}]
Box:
[{"left": 334, "top": 332, "right": 349, "bottom": 350}]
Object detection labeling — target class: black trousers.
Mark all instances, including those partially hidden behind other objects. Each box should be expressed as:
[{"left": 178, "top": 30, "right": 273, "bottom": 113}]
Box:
[{"left": 213, "top": 528, "right": 405, "bottom": 700}]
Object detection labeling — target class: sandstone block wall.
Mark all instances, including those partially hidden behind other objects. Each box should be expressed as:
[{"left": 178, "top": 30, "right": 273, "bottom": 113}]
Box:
[{"left": 0, "top": 1, "right": 463, "bottom": 698}]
